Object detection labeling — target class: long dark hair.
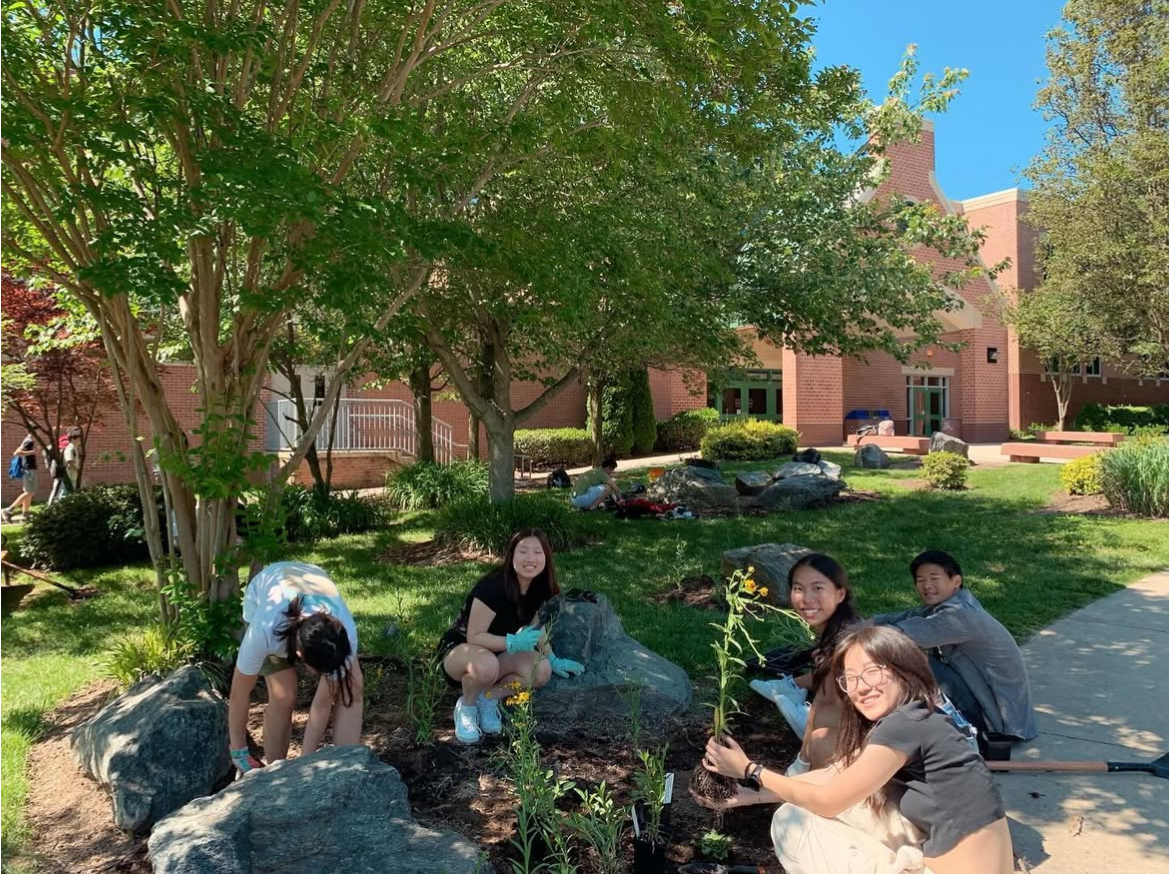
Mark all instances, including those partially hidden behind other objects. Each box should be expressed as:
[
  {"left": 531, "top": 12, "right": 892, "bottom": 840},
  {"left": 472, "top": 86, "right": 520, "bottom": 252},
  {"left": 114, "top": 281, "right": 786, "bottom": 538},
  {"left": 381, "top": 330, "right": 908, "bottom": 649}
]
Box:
[
  {"left": 788, "top": 553, "right": 860, "bottom": 692},
  {"left": 831, "top": 624, "right": 940, "bottom": 771},
  {"left": 493, "top": 528, "right": 560, "bottom": 612},
  {"left": 276, "top": 597, "right": 355, "bottom": 708}
]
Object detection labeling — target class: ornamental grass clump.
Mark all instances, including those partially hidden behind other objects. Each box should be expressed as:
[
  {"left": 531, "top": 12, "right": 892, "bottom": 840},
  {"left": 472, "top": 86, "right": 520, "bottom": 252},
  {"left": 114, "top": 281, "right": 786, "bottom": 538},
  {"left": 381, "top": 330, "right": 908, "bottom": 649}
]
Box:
[
  {"left": 921, "top": 451, "right": 969, "bottom": 490},
  {"left": 1099, "top": 436, "right": 1169, "bottom": 517},
  {"left": 690, "top": 567, "right": 782, "bottom": 804}
]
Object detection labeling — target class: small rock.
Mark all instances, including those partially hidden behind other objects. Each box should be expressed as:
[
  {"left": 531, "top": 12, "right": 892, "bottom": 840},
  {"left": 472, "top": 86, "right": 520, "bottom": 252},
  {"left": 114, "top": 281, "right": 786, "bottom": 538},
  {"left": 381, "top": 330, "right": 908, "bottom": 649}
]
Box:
[
  {"left": 818, "top": 460, "right": 843, "bottom": 480},
  {"left": 148, "top": 746, "right": 489, "bottom": 874},
  {"left": 877, "top": 419, "right": 896, "bottom": 436},
  {"left": 929, "top": 431, "right": 969, "bottom": 459},
  {"left": 774, "top": 461, "right": 823, "bottom": 479},
  {"left": 382, "top": 621, "right": 401, "bottom": 639},
  {"left": 535, "top": 593, "right": 692, "bottom": 732},
  {"left": 855, "top": 443, "right": 891, "bottom": 469},
  {"left": 71, "top": 666, "right": 232, "bottom": 833},
  {"left": 720, "top": 543, "right": 814, "bottom": 606},
  {"left": 735, "top": 471, "right": 774, "bottom": 496}
]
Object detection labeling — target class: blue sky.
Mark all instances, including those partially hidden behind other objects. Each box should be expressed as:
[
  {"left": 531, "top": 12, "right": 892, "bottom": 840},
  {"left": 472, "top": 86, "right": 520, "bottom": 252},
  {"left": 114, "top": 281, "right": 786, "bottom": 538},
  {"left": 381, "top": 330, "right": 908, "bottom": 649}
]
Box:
[{"left": 809, "top": 0, "right": 1066, "bottom": 201}]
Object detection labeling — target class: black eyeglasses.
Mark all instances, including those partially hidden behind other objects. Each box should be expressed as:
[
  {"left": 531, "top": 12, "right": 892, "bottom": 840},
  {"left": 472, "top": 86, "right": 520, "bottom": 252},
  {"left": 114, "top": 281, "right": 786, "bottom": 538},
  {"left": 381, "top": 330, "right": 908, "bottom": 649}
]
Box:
[{"left": 837, "top": 664, "right": 890, "bottom": 694}]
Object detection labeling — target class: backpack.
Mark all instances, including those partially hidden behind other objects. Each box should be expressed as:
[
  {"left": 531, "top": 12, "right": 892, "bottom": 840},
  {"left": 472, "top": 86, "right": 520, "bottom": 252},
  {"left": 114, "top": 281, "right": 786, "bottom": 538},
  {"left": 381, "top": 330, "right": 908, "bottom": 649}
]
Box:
[
  {"left": 792, "top": 448, "right": 822, "bottom": 465},
  {"left": 7, "top": 456, "right": 23, "bottom": 480},
  {"left": 546, "top": 467, "right": 571, "bottom": 489}
]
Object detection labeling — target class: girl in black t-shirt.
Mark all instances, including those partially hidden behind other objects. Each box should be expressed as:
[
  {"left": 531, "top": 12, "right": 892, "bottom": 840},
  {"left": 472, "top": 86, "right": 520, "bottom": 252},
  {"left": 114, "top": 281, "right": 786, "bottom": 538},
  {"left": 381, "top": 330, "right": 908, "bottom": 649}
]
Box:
[
  {"left": 438, "top": 528, "right": 584, "bottom": 744},
  {"left": 696, "top": 624, "right": 1013, "bottom": 874}
]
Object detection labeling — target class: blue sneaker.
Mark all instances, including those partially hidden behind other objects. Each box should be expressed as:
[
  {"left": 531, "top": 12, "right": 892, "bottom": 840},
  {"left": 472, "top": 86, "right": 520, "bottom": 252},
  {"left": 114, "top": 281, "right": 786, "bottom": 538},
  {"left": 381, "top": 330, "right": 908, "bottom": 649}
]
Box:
[
  {"left": 477, "top": 691, "right": 502, "bottom": 735},
  {"left": 750, "top": 676, "right": 807, "bottom": 706},
  {"left": 453, "top": 699, "right": 481, "bottom": 744},
  {"left": 777, "top": 695, "right": 811, "bottom": 739}
]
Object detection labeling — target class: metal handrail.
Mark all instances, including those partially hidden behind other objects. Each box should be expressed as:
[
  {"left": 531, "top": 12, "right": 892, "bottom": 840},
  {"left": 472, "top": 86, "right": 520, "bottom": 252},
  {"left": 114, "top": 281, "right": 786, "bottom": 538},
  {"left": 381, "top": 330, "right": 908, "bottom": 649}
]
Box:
[{"left": 266, "top": 398, "right": 468, "bottom": 463}]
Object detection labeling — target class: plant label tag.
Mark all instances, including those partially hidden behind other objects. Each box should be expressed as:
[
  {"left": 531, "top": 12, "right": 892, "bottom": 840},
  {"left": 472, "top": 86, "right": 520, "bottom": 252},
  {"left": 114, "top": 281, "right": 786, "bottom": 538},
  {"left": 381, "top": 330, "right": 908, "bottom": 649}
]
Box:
[
  {"left": 630, "top": 804, "right": 641, "bottom": 838},
  {"left": 663, "top": 772, "right": 675, "bottom": 805}
]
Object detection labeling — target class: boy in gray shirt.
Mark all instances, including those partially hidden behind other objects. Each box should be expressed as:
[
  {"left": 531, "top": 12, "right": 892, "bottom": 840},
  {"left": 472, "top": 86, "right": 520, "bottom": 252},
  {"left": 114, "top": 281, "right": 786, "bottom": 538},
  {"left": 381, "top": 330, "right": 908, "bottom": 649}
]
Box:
[{"left": 874, "top": 550, "right": 1037, "bottom": 740}]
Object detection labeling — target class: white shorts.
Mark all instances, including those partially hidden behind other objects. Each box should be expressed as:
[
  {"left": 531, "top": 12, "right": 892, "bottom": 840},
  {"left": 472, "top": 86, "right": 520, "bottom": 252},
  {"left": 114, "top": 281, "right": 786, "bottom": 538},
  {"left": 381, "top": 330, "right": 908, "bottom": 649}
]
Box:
[
  {"left": 771, "top": 799, "right": 928, "bottom": 874},
  {"left": 570, "top": 484, "right": 606, "bottom": 509}
]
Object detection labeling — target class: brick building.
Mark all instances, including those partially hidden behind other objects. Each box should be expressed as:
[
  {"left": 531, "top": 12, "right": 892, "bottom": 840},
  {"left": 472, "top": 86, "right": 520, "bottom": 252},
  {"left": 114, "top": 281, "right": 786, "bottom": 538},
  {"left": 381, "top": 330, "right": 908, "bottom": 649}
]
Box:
[{"left": 5, "top": 122, "right": 1165, "bottom": 501}]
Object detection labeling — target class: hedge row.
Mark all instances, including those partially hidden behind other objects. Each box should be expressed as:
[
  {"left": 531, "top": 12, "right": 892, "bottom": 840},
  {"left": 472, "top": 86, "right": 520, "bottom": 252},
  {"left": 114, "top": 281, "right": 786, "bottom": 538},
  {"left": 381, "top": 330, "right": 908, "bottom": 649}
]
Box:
[
  {"left": 1073, "top": 403, "right": 1168, "bottom": 436},
  {"left": 514, "top": 428, "right": 594, "bottom": 467}
]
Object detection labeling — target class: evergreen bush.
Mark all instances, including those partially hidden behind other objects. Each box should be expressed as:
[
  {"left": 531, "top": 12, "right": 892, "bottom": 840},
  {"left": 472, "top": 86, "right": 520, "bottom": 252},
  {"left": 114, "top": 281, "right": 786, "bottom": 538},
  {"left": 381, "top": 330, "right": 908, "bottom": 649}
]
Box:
[{"left": 699, "top": 419, "right": 798, "bottom": 461}]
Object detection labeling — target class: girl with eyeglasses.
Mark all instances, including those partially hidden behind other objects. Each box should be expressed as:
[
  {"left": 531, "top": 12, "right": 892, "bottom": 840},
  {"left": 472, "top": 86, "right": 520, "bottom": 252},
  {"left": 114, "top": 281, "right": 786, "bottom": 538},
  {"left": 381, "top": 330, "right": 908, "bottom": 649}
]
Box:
[{"left": 695, "top": 624, "right": 1013, "bottom": 874}]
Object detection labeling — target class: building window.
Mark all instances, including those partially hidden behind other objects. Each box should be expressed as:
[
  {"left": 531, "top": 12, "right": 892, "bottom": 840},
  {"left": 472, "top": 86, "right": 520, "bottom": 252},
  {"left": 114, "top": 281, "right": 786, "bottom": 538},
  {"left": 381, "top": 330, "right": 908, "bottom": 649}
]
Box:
[
  {"left": 987, "top": 347, "right": 999, "bottom": 364},
  {"left": 1082, "top": 357, "right": 1102, "bottom": 377},
  {"left": 1047, "top": 357, "right": 1101, "bottom": 377}
]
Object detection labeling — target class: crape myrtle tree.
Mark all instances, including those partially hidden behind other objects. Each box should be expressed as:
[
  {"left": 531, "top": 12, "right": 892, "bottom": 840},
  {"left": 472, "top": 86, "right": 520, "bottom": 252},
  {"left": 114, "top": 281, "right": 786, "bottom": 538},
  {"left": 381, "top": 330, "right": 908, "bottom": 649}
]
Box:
[
  {"left": 1000, "top": 282, "right": 1115, "bottom": 430},
  {"left": 0, "top": 273, "right": 117, "bottom": 489},
  {"left": 1024, "top": 0, "right": 1169, "bottom": 372},
  {"left": 2, "top": 0, "right": 800, "bottom": 607}
]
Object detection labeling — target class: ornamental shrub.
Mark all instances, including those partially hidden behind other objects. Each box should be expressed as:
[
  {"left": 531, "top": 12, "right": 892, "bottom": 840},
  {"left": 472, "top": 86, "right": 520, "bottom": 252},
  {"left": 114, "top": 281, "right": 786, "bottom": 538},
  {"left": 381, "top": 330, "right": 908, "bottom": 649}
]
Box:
[
  {"left": 1060, "top": 453, "right": 1104, "bottom": 496},
  {"left": 275, "top": 486, "right": 390, "bottom": 544},
  {"left": 1099, "top": 437, "right": 1169, "bottom": 517},
  {"left": 514, "top": 428, "right": 593, "bottom": 467},
  {"left": 22, "top": 483, "right": 161, "bottom": 570},
  {"left": 433, "top": 492, "right": 587, "bottom": 556},
  {"left": 385, "top": 460, "right": 488, "bottom": 510},
  {"left": 655, "top": 408, "right": 720, "bottom": 451},
  {"left": 1073, "top": 403, "right": 1169, "bottom": 435},
  {"left": 629, "top": 369, "right": 658, "bottom": 454},
  {"left": 920, "top": 452, "right": 969, "bottom": 490},
  {"left": 600, "top": 374, "right": 636, "bottom": 456},
  {"left": 699, "top": 419, "right": 799, "bottom": 461}
]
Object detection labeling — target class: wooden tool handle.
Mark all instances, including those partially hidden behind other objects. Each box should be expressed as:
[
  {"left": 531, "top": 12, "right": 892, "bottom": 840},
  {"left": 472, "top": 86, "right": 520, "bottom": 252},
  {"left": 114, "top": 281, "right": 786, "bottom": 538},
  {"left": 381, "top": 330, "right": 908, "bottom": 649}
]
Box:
[{"left": 986, "top": 760, "right": 1109, "bottom": 773}]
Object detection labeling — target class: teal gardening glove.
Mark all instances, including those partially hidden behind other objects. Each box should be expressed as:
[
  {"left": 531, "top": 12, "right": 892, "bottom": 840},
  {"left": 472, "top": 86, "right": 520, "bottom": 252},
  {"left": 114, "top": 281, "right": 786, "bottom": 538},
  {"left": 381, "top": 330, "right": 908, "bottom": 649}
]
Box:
[
  {"left": 505, "top": 626, "right": 543, "bottom": 654},
  {"left": 548, "top": 652, "right": 585, "bottom": 678},
  {"left": 231, "top": 747, "right": 263, "bottom": 774}
]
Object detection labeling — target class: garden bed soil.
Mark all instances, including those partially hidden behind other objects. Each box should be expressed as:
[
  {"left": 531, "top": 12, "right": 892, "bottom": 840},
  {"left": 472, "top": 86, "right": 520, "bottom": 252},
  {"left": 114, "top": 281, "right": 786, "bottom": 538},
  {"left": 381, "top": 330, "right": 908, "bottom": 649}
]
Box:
[
  {"left": 652, "top": 574, "right": 723, "bottom": 610},
  {"left": 1036, "top": 491, "right": 1117, "bottom": 517},
  {"left": 26, "top": 662, "right": 801, "bottom": 873}
]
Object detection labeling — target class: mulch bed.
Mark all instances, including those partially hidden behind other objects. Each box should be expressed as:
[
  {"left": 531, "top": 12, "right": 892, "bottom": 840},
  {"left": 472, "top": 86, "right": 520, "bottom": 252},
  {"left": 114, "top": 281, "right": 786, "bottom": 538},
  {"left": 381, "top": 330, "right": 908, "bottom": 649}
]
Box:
[
  {"left": 24, "top": 662, "right": 802, "bottom": 873},
  {"left": 1035, "top": 491, "right": 1118, "bottom": 517},
  {"left": 378, "top": 539, "right": 492, "bottom": 567}
]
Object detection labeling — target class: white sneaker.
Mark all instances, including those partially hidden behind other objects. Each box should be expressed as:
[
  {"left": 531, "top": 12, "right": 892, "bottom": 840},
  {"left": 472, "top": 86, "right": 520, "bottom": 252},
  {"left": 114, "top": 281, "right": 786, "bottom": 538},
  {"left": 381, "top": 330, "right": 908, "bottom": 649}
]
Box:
[
  {"left": 453, "top": 699, "right": 481, "bottom": 744},
  {"left": 777, "top": 695, "right": 810, "bottom": 739},
  {"left": 477, "top": 691, "right": 502, "bottom": 735},
  {"left": 750, "top": 676, "right": 807, "bottom": 706},
  {"left": 785, "top": 754, "right": 811, "bottom": 776}
]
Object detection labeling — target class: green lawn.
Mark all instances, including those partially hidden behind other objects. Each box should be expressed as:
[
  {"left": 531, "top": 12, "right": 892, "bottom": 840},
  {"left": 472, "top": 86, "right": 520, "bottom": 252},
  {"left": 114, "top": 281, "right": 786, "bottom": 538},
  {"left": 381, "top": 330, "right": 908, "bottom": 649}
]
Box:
[{"left": 2, "top": 451, "right": 1166, "bottom": 864}]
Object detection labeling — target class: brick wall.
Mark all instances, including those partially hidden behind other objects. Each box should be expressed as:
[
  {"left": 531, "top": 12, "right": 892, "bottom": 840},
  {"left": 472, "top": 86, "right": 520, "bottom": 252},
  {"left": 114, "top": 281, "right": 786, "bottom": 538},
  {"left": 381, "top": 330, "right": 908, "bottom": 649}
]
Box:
[
  {"left": 782, "top": 349, "right": 844, "bottom": 445},
  {"left": 2, "top": 364, "right": 213, "bottom": 504},
  {"left": 281, "top": 450, "right": 405, "bottom": 490},
  {"left": 1014, "top": 348, "right": 1169, "bottom": 427}
]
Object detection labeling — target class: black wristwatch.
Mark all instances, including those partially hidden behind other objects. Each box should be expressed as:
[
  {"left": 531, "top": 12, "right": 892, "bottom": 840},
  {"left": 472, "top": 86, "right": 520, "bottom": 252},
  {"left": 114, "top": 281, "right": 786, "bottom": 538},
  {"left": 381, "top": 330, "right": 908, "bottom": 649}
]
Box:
[{"left": 746, "top": 762, "right": 765, "bottom": 790}]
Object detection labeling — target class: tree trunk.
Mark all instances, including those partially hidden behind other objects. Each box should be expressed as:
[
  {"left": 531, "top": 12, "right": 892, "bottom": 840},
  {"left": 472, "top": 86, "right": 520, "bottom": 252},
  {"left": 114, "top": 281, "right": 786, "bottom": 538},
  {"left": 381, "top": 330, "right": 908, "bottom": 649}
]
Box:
[
  {"left": 468, "top": 411, "right": 480, "bottom": 459},
  {"left": 1052, "top": 372, "right": 1073, "bottom": 431},
  {"left": 409, "top": 364, "right": 435, "bottom": 463},
  {"left": 485, "top": 414, "right": 516, "bottom": 503},
  {"left": 586, "top": 375, "right": 605, "bottom": 466}
]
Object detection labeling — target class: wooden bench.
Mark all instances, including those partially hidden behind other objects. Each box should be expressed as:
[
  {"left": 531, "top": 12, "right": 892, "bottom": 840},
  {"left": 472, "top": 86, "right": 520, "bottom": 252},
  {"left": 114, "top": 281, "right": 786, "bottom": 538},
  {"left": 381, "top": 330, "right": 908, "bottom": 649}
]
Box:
[
  {"left": 1000, "top": 431, "right": 1124, "bottom": 463},
  {"left": 1031, "top": 431, "right": 1125, "bottom": 446},
  {"left": 847, "top": 435, "right": 931, "bottom": 455}
]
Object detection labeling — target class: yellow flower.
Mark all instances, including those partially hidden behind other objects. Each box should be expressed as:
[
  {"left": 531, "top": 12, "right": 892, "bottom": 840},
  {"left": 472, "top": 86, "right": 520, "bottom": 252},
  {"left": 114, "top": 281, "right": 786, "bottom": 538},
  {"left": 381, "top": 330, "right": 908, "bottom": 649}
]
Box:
[
  {"left": 506, "top": 691, "right": 532, "bottom": 706},
  {"left": 509, "top": 680, "right": 523, "bottom": 691},
  {"left": 743, "top": 580, "right": 757, "bottom": 594},
  {"left": 759, "top": 587, "right": 769, "bottom": 598}
]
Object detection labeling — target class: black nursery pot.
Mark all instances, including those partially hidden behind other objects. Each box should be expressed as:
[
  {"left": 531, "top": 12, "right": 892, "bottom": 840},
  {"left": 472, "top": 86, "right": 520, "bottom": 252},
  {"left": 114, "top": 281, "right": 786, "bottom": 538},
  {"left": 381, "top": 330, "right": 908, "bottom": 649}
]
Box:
[{"left": 632, "top": 835, "right": 668, "bottom": 874}]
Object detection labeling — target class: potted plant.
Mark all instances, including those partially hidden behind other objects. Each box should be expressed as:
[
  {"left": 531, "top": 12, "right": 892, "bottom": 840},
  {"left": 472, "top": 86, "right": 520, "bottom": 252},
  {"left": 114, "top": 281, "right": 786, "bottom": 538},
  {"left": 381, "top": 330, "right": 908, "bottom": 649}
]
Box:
[
  {"left": 631, "top": 745, "right": 671, "bottom": 874},
  {"left": 690, "top": 567, "right": 779, "bottom": 805}
]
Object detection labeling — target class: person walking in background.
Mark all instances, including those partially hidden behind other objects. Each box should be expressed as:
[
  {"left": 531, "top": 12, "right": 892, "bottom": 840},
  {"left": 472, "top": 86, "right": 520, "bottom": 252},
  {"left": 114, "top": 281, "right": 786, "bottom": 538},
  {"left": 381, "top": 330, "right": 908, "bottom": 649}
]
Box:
[{"left": 3, "top": 434, "right": 39, "bottom": 522}]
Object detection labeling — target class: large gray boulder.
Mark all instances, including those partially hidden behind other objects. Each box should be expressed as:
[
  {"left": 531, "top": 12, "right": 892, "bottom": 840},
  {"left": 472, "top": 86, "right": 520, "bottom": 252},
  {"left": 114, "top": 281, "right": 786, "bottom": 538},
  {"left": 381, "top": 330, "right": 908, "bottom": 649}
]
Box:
[
  {"left": 818, "top": 460, "right": 843, "bottom": 480},
  {"left": 735, "top": 470, "right": 773, "bottom": 496},
  {"left": 929, "top": 431, "right": 969, "bottom": 459},
  {"left": 855, "top": 443, "right": 891, "bottom": 469},
  {"left": 720, "top": 543, "right": 814, "bottom": 606},
  {"left": 773, "top": 461, "right": 823, "bottom": 480},
  {"left": 753, "top": 474, "right": 846, "bottom": 511},
  {"left": 71, "top": 666, "right": 232, "bottom": 833},
  {"left": 535, "top": 594, "right": 692, "bottom": 732},
  {"left": 148, "top": 746, "right": 487, "bottom": 874},
  {"left": 648, "top": 466, "right": 740, "bottom": 514}
]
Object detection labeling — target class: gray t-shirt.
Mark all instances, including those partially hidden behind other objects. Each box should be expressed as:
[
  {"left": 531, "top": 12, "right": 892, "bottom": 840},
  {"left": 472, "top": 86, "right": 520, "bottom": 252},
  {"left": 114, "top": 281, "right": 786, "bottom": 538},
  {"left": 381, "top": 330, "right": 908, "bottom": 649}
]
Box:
[
  {"left": 869, "top": 700, "right": 1005, "bottom": 857},
  {"left": 874, "top": 589, "right": 1037, "bottom": 740}
]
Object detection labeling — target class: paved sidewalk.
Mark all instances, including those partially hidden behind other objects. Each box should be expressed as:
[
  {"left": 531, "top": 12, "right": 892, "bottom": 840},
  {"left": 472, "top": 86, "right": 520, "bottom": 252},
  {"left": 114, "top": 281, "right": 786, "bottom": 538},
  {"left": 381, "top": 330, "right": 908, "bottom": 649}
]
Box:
[{"left": 999, "top": 570, "right": 1169, "bottom": 873}]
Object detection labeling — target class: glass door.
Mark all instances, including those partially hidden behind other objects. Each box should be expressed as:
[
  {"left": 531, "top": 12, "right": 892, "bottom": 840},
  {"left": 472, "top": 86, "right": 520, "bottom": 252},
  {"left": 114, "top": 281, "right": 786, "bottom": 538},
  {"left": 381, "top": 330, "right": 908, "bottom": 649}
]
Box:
[
  {"left": 907, "top": 376, "right": 948, "bottom": 436},
  {"left": 712, "top": 370, "right": 782, "bottom": 421}
]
